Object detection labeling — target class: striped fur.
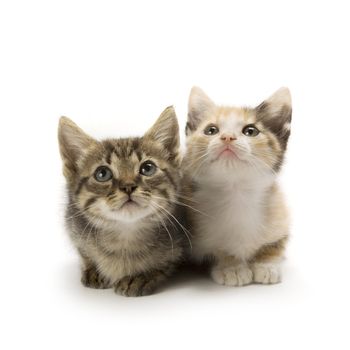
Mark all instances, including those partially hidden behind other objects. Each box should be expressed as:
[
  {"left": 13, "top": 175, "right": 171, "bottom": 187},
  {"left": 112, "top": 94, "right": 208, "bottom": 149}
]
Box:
[
  {"left": 182, "top": 87, "right": 292, "bottom": 286},
  {"left": 58, "top": 107, "right": 188, "bottom": 296}
]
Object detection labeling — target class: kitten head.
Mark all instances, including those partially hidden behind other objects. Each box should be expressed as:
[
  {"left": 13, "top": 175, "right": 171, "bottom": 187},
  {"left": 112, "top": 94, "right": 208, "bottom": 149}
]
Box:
[
  {"left": 58, "top": 106, "right": 180, "bottom": 224},
  {"left": 184, "top": 87, "right": 292, "bottom": 182}
]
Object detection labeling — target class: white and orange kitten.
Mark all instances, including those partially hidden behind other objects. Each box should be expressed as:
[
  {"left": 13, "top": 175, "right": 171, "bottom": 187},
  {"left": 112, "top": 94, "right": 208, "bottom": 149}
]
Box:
[{"left": 182, "top": 87, "right": 292, "bottom": 286}]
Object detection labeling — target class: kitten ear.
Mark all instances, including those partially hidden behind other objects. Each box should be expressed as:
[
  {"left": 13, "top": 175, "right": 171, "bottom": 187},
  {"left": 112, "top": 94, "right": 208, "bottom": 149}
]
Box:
[
  {"left": 144, "top": 106, "right": 180, "bottom": 156},
  {"left": 255, "top": 87, "right": 292, "bottom": 148},
  {"left": 58, "top": 117, "right": 97, "bottom": 179},
  {"left": 186, "top": 86, "right": 215, "bottom": 135}
]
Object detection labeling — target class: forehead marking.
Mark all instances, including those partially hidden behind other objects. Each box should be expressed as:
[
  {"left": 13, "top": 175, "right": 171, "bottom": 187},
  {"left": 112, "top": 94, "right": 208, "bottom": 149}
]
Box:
[
  {"left": 109, "top": 152, "right": 120, "bottom": 178},
  {"left": 216, "top": 108, "right": 253, "bottom": 134}
]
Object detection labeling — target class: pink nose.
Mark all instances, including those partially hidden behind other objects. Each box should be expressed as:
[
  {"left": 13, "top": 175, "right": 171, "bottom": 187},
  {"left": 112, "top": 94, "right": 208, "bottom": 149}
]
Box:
[{"left": 220, "top": 134, "right": 236, "bottom": 143}]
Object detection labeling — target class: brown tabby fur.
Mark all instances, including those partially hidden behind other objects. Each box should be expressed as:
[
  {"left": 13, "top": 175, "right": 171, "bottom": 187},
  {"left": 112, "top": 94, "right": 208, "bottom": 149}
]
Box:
[{"left": 58, "top": 107, "right": 188, "bottom": 296}]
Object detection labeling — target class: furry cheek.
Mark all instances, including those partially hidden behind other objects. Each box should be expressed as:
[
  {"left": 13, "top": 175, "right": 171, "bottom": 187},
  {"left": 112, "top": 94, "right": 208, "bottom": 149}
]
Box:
[
  {"left": 184, "top": 135, "right": 211, "bottom": 173},
  {"left": 250, "top": 131, "right": 282, "bottom": 170}
]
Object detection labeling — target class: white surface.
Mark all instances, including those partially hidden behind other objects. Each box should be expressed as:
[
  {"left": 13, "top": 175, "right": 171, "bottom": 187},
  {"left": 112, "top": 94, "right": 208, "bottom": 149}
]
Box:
[{"left": 1, "top": 1, "right": 349, "bottom": 349}]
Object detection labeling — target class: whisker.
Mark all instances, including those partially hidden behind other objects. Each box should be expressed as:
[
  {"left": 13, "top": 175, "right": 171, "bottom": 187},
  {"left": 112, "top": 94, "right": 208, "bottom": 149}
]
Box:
[
  {"left": 175, "top": 193, "right": 199, "bottom": 204},
  {"left": 249, "top": 153, "right": 277, "bottom": 176},
  {"left": 76, "top": 214, "right": 100, "bottom": 247},
  {"left": 139, "top": 190, "right": 199, "bottom": 204},
  {"left": 148, "top": 194, "right": 210, "bottom": 218},
  {"left": 65, "top": 203, "right": 98, "bottom": 221},
  {"left": 183, "top": 150, "right": 210, "bottom": 171},
  {"left": 151, "top": 208, "right": 174, "bottom": 256},
  {"left": 150, "top": 200, "right": 192, "bottom": 251}
]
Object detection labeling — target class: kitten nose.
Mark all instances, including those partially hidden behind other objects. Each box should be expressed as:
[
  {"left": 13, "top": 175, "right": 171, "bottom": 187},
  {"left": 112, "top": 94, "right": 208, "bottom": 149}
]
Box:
[
  {"left": 119, "top": 184, "right": 137, "bottom": 195},
  {"left": 220, "top": 134, "right": 236, "bottom": 143}
]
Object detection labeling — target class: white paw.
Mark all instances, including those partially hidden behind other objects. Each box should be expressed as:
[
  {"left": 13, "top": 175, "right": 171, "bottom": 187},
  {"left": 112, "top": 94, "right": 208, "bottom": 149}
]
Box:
[
  {"left": 211, "top": 264, "right": 253, "bottom": 286},
  {"left": 252, "top": 263, "right": 281, "bottom": 284}
]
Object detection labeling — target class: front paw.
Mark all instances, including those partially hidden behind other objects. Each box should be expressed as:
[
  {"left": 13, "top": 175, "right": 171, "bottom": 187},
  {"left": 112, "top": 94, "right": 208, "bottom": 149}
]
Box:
[
  {"left": 210, "top": 264, "right": 253, "bottom": 286},
  {"left": 252, "top": 263, "right": 281, "bottom": 284},
  {"left": 81, "top": 267, "right": 111, "bottom": 289},
  {"left": 114, "top": 271, "right": 166, "bottom": 297}
]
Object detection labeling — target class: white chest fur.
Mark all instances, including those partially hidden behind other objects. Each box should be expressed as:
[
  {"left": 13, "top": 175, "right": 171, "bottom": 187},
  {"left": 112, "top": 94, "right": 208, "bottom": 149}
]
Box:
[{"left": 192, "top": 175, "right": 274, "bottom": 262}]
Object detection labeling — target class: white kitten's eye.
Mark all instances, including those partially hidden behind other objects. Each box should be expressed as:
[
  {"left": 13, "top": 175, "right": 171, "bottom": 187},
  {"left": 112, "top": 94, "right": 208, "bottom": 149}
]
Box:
[
  {"left": 204, "top": 124, "right": 219, "bottom": 136},
  {"left": 242, "top": 124, "right": 260, "bottom": 137}
]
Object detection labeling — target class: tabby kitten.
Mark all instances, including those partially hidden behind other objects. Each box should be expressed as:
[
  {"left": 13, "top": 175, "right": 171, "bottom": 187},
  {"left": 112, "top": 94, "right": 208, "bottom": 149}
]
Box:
[
  {"left": 182, "top": 87, "right": 292, "bottom": 286},
  {"left": 58, "top": 107, "right": 186, "bottom": 296}
]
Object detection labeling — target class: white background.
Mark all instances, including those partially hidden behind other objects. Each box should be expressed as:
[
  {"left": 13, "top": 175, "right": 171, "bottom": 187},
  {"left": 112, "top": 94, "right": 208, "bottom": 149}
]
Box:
[{"left": 1, "top": 1, "right": 349, "bottom": 349}]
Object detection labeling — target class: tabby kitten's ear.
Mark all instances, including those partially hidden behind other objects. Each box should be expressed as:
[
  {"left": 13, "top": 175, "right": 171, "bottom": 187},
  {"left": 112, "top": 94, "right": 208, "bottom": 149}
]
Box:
[
  {"left": 255, "top": 87, "right": 292, "bottom": 148},
  {"left": 144, "top": 106, "right": 180, "bottom": 159},
  {"left": 186, "top": 86, "right": 215, "bottom": 135},
  {"left": 58, "top": 117, "right": 97, "bottom": 180}
]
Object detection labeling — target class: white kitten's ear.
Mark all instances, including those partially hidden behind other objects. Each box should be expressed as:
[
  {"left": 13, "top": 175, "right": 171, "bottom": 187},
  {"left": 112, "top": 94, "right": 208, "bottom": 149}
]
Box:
[
  {"left": 255, "top": 87, "right": 292, "bottom": 147},
  {"left": 58, "top": 117, "right": 97, "bottom": 179},
  {"left": 144, "top": 106, "right": 180, "bottom": 156},
  {"left": 262, "top": 87, "right": 292, "bottom": 116},
  {"left": 186, "top": 86, "right": 215, "bottom": 135}
]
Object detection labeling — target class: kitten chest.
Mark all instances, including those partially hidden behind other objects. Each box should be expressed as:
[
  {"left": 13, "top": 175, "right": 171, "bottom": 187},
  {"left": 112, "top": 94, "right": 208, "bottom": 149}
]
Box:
[{"left": 193, "top": 185, "right": 267, "bottom": 261}]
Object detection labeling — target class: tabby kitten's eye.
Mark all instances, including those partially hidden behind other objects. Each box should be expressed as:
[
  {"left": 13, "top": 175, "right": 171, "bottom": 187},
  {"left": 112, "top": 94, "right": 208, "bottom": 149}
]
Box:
[
  {"left": 242, "top": 124, "right": 260, "bottom": 137},
  {"left": 204, "top": 124, "right": 219, "bottom": 135},
  {"left": 94, "top": 166, "right": 113, "bottom": 182},
  {"left": 140, "top": 161, "right": 157, "bottom": 176}
]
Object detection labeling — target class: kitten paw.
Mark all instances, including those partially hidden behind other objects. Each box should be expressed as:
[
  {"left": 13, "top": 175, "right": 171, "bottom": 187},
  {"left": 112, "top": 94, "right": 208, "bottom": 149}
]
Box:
[
  {"left": 114, "top": 271, "right": 166, "bottom": 297},
  {"left": 211, "top": 264, "right": 253, "bottom": 286},
  {"left": 81, "top": 267, "right": 111, "bottom": 289},
  {"left": 252, "top": 263, "right": 281, "bottom": 284}
]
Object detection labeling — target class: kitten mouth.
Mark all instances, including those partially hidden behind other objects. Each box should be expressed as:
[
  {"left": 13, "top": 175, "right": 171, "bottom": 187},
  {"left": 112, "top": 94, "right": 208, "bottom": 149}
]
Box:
[
  {"left": 217, "top": 146, "right": 237, "bottom": 159},
  {"left": 120, "top": 198, "right": 139, "bottom": 209}
]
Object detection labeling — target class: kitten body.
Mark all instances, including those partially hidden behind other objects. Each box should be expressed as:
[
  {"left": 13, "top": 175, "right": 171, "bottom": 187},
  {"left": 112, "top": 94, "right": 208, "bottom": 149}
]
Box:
[
  {"left": 182, "top": 87, "right": 291, "bottom": 286},
  {"left": 59, "top": 107, "right": 186, "bottom": 296}
]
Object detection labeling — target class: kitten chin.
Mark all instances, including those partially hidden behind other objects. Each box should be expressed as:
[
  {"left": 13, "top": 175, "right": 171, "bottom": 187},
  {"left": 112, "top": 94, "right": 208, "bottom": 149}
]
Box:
[
  {"left": 96, "top": 199, "right": 155, "bottom": 223},
  {"left": 183, "top": 86, "right": 291, "bottom": 287},
  {"left": 58, "top": 106, "right": 187, "bottom": 297}
]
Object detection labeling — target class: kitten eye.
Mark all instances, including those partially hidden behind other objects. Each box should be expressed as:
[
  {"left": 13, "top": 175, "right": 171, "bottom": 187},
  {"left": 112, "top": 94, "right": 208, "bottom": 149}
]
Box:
[
  {"left": 242, "top": 124, "right": 260, "bottom": 137},
  {"left": 204, "top": 124, "right": 219, "bottom": 136},
  {"left": 140, "top": 161, "right": 157, "bottom": 176},
  {"left": 94, "top": 166, "right": 113, "bottom": 182}
]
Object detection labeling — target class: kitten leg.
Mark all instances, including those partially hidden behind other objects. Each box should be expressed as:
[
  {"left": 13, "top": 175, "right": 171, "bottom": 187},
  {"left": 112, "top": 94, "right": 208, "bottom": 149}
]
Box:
[
  {"left": 114, "top": 269, "right": 172, "bottom": 297},
  {"left": 80, "top": 253, "right": 112, "bottom": 289},
  {"left": 250, "top": 237, "right": 288, "bottom": 284},
  {"left": 210, "top": 255, "right": 253, "bottom": 287}
]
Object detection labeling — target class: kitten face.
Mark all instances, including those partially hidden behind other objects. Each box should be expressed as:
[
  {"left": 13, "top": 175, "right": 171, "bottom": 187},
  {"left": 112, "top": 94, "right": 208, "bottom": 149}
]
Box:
[
  {"left": 73, "top": 139, "right": 178, "bottom": 223},
  {"left": 58, "top": 106, "right": 180, "bottom": 224},
  {"left": 184, "top": 87, "right": 292, "bottom": 181}
]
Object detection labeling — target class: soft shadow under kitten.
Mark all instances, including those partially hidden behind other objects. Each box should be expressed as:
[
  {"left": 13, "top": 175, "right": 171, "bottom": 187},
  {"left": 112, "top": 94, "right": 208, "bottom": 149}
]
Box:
[{"left": 58, "top": 107, "right": 187, "bottom": 296}]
